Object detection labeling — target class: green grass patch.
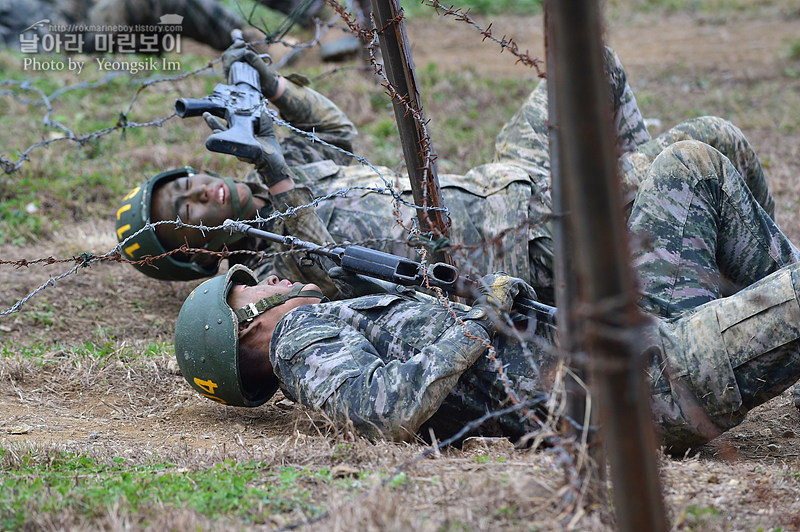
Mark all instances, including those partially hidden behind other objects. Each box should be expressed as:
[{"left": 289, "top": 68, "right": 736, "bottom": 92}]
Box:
[
  {"left": 0, "top": 48, "right": 218, "bottom": 243},
  {"left": 676, "top": 504, "right": 722, "bottom": 530},
  {"left": 1, "top": 343, "right": 51, "bottom": 359},
  {"left": 140, "top": 341, "right": 173, "bottom": 358},
  {"left": 0, "top": 338, "right": 171, "bottom": 366},
  {"left": 608, "top": 0, "right": 758, "bottom": 15},
  {"left": 0, "top": 448, "right": 335, "bottom": 529},
  {"left": 786, "top": 39, "right": 800, "bottom": 61}
]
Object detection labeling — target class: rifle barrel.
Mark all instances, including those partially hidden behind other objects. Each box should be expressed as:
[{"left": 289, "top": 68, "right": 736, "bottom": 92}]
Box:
[
  {"left": 222, "top": 219, "right": 557, "bottom": 323},
  {"left": 223, "top": 220, "right": 343, "bottom": 261}
]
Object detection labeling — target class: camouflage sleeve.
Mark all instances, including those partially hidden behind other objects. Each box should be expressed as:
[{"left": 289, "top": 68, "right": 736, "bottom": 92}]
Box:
[
  {"left": 271, "top": 81, "right": 357, "bottom": 153},
  {"left": 270, "top": 305, "right": 492, "bottom": 441}
]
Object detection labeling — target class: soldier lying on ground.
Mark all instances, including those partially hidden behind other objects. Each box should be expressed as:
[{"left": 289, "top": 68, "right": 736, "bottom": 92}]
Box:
[
  {"left": 116, "top": 42, "right": 776, "bottom": 308},
  {"left": 173, "top": 138, "right": 800, "bottom": 455},
  {"left": 115, "top": 40, "right": 358, "bottom": 284}
]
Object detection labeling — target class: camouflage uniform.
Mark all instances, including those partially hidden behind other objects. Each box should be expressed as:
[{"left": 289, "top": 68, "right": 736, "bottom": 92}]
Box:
[
  {"left": 249, "top": 162, "right": 538, "bottom": 301},
  {"left": 253, "top": 48, "right": 775, "bottom": 307},
  {"left": 632, "top": 140, "right": 800, "bottom": 451},
  {"left": 267, "top": 76, "right": 357, "bottom": 167},
  {"left": 1, "top": 0, "right": 244, "bottom": 51},
  {"left": 226, "top": 76, "right": 358, "bottom": 293},
  {"left": 270, "top": 288, "right": 549, "bottom": 442},
  {"left": 268, "top": 140, "right": 800, "bottom": 450}
]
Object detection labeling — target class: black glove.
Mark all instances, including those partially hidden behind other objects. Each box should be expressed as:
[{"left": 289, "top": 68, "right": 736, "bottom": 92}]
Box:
[
  {"left": 203, "top": 110, "right": 292, "bottom": 187},
  {"left": 329, "top": 267, "right": 393, "bottom": 299},
  {"left": 222, "top": 41, "right": 280, "bottom": 97},
  {"left": 474, "top": 272, "right": 538, "bottom": 313}
]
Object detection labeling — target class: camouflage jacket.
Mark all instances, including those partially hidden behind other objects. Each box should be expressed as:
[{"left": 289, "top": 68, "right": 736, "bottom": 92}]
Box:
[
  {"left": 239, "top": 160, "right": 541, "bottom": 301},
  {"left": 270, "top": 290, "right": 549, "bottom": 443},
  {"left": 267, "top": 140, "right": 800, "bottom": 450}
]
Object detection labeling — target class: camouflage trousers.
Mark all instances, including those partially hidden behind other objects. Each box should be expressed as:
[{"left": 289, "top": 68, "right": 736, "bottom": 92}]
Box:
[
  {"left": 495, "top": 86, "right": 777, "bottom": 301},
  {"left": 619, "top": 116, "right": 775, "bottom": 219},
  {"left": 630, "top": 141, "right": 800, "bottom": 451},
  {"left": 629, "top": 140, "right": 798, "bottom": 318}
]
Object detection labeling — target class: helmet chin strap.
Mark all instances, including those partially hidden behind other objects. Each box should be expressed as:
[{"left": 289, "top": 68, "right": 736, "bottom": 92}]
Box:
[
  {"left": 234, "top": 284, "right": 326, "bottom": 325},
  {"left": 222, "top": 178, "right": 253, "bottom": 219}
]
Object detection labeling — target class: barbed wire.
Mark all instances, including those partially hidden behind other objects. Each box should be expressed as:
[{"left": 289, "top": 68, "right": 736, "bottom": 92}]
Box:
[
  {"left": 0, "top": 61, "right": 218, "bottom": 174},
  {"left": 323, "top": 0, "right": 454, "bottom": 239},
  {"left": 0, "top": 0, "right": 552, "bottom": 367},
  {"left": 423, "top": 0, "right": 546, "bottom": 76},
  {"left": 0, "top": 5, "right": 592, "bottom": 526}
]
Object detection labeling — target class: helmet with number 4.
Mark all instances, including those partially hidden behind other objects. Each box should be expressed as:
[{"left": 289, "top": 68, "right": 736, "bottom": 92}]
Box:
[
  {"left": 114, "top": 167, "right": 221, "bottom": 281},
  {"left": 174, "top": 265, "right": 325, "bottom": 407},
  {"left": 174, "top": 265, "right": 270, "bottom": 406}
]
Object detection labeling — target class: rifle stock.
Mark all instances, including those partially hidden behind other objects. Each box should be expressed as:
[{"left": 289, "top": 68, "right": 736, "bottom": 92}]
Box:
[{"left": 222, "top": 220, "right": 557, "bottom": 324}]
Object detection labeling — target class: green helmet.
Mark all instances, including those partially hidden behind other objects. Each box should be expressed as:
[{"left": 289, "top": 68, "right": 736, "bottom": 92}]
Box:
[
  {"left": 115, "top": 167, "right": 219, "bottom": 281},
  {"left": 174, "top": 265, "right": 325, "bottom": 407},
  {"left": 115, "top": 167, "right": 254, "bottom": 282}
]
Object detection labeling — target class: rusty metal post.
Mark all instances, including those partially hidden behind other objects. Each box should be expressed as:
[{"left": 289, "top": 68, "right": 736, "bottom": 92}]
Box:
[
  {"left": 544, "top": 2, "right": 606, "bottom": 507},
  {"left": 368, "top": 0, "right": 451, "bottom": 264},
  {"left": 544, "top": 1, "right": 668, "bottom": 531}
]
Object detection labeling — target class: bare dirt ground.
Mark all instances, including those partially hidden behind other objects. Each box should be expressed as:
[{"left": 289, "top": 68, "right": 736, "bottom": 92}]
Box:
[{"left": 3, "top": 2, "right": 800, "bottom": 530}]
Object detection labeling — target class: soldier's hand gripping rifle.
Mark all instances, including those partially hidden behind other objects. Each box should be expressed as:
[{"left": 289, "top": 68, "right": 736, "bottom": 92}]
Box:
[
  {"left": 222, "top": 219, "right": 558, "bottom": 325},
  {"left": 174, "top": 29, "right": 265, "bottom": 160}
]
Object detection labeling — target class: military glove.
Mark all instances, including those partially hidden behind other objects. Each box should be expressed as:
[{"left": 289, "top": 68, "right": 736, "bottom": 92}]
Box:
[
  {"left": 329, "top": 267, "right": 393, "bottom": 299},
  {"left": 474, "top": 272, "right": 538, "bottom": 313},
  {"left": 222, "top": 41, "right": 280, "bottom": 98},
  {"left": 203, "top": 110, "right": 292, "bottom": 187}
]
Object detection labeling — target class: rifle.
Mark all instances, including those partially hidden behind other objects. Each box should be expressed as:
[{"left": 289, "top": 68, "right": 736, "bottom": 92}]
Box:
[
  {"left": 174, "top": 29, "right": 265, "bottom": 160},
  {"left": 222, "top": 219, "right": 558, "bottom": 325}
]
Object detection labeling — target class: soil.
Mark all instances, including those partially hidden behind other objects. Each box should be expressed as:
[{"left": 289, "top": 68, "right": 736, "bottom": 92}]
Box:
[{"left": 3, "top": 3, "right": 800, "bottom": 530}]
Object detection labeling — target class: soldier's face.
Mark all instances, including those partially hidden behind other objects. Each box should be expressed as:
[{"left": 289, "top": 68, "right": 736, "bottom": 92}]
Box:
[
  {"left": 229, "top": 275, "right": 323, "bottom": 346},
  {"left": 229, "top": 275, "right": 322, "bottom": 311},
  {"left": 151, "top": 173, "right": 255, "bottom": 249}
]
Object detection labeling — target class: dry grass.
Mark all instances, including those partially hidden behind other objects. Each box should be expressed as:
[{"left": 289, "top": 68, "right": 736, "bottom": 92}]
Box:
[{"left": 2, "top": 0, "right": 800, "bottom": 530}]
